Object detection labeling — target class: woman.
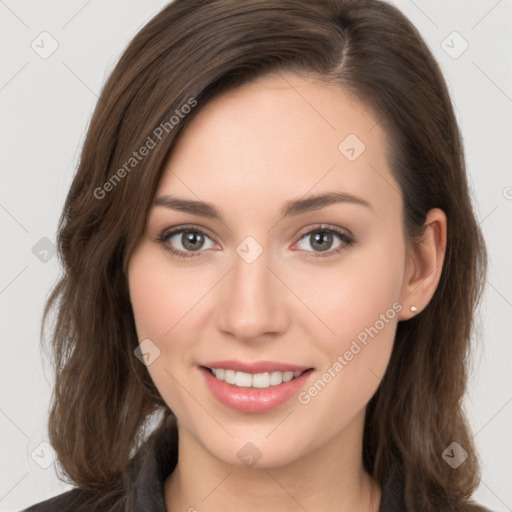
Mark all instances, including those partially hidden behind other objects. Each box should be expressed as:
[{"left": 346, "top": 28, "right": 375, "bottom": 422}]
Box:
[{"left": 23, "top": 0, "right": 491, "bottom": 511}]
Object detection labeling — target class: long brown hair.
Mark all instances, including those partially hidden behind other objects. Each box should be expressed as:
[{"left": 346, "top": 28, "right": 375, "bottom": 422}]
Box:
[{"left": 41, "top": 0, "right": 487, "bottom": 510}]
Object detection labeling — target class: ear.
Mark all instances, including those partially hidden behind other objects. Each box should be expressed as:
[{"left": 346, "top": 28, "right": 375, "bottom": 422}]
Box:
[{"left": 398, "top": 208, "right": 447, "bottom": 321}]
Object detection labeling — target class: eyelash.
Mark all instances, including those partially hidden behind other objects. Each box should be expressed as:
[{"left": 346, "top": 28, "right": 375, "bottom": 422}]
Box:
[{"left": 154, "top": 223, "right": 355, "bottom": 260}]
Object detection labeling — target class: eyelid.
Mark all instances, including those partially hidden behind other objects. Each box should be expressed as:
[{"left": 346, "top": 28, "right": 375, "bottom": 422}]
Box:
[
  {"left": 157, "top": 223, "right": 218, "bottom": 241},
  {"left": 294, "top": 223, "right": 355, "bottom": 242}
]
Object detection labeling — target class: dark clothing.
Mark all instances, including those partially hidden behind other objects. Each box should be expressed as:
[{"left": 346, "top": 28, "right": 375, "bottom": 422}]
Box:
[{"left": 21, "top": 417, "right": 493, "bottom": 512}]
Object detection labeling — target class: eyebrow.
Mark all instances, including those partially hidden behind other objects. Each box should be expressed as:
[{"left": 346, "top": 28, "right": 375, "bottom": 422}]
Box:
[{"left": 153, "top": 191, "right": 372, "bottom": 221}]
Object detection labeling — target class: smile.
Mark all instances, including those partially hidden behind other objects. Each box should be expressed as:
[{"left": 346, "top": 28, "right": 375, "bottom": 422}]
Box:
[
  {"left": 199, "top": 364, "right": 315, "bottom": 413},
  {"left": 208, "top": 368, "right": 305, "bottom": 388}
]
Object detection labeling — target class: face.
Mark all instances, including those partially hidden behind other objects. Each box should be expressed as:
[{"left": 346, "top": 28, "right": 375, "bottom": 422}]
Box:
[{"left": 128, "top": 72, "right": 410, "bottom": 468}]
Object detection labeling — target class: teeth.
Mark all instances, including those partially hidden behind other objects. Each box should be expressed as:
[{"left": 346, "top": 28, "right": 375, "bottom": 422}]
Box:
[{"left": 210, "top": 368, "right": 304, "bottom": 388}]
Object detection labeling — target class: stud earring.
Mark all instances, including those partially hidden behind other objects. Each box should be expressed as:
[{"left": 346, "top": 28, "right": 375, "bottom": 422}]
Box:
[{"left": 410, "top": 305, "right": 418, "bottom": 312}]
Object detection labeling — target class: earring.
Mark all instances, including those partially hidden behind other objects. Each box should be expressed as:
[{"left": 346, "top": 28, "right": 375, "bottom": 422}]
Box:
[{"left": 410, "top": 305, "right": 418, "bottom": 312}]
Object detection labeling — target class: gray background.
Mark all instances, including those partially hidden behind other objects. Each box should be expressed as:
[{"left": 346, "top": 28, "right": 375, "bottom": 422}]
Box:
[{"left": 1, "top": 0, "right": 511, "bottom": 510}]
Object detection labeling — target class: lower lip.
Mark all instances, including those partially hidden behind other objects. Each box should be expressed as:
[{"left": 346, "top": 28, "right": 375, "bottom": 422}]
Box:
[{"left": 199, "top": 366, "right": 314, "bottom": 413}]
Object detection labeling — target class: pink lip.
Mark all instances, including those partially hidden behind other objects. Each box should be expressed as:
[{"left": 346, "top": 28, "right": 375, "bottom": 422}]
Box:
[
  {"left": 201, "top": 360, "right": 312, "bottom": 373},
  {"left": 199, "top": 366, "right": 314, "bottom": 413}
]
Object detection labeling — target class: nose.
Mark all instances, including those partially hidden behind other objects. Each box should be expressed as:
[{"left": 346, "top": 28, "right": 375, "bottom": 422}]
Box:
[{"left": 216, "top": 245, "right": 289, "bottom": 342}]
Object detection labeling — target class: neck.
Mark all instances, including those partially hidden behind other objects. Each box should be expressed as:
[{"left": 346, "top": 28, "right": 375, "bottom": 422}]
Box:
[{"left": 164, "top": 409, "right": 381, "bottom": 512}]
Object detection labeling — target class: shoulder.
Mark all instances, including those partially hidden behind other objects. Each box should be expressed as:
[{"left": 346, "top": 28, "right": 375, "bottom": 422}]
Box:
[
  {"left": 21, "top": 488, "right": 90, "bottom": 512},
  {"left": 20, "top": 416, "right": 178, "bottom": 512},
  {"left": 20, "top": 487, "right": 125, "bottom": 512},
  {"left": 460, "top": 502, "right": 495, "bottom": 512}
]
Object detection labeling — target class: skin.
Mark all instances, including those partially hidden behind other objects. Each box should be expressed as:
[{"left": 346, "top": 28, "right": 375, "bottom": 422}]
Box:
[{"left": 127, "top": 72, "right": 447, "bottom": 512}]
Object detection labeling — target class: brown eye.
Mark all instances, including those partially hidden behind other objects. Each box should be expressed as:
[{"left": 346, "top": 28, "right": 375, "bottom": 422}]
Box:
[
  {"left": 179, "top": 230, "right": 206, "bottom": 251},
  {"left": 308, "top": 230, "right": 336, "bottom": 252},
  {"left": 156, "top": 226, "right": 216, "bottom": 258},
  {"left": 294, "top": 226, "right": 355, "bottom": 258}
]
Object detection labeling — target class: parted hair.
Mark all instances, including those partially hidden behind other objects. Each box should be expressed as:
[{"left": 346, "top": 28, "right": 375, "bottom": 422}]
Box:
[{"left": 41, "top": 0, "right": 487, "bottom": 510}]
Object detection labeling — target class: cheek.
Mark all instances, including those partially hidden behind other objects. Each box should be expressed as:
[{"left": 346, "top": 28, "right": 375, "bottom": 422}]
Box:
[
  {"left": 128, "top": 247, "right": 201, "bottom": 414},
  {"left": 293, "top": 234, "right": 404, "bottom": 346},
  {"left": 128, "top": 245, "right": 205, "bottom": 340},
  {"left": 292, "top": 236, "right": 404, "bottom": 411}
]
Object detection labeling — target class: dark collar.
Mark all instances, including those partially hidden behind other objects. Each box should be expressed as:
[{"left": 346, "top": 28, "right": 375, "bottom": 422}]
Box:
[{"left": 125, "top": 416, "right": 407, "bottom": 512}]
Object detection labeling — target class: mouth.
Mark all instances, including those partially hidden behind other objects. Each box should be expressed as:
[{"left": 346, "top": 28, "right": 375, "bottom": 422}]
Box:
[
  {"left": 198, "top": 361, "right": 315, "bottom": 413},
  {"left": 202, "top": 366, "right": 310, "bottom": 389}
]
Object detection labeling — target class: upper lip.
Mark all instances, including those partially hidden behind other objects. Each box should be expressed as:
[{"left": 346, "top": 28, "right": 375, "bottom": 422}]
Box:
[{"left": 200, "top": 360, "right": 313, "bottom": 374}]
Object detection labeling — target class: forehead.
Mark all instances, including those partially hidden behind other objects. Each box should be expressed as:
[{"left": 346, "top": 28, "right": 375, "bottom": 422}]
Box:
[{"left": 156, "top": 72, "right": 401, "bottom": 221}]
